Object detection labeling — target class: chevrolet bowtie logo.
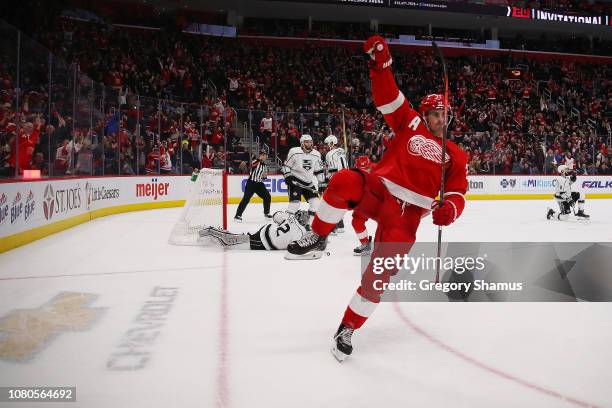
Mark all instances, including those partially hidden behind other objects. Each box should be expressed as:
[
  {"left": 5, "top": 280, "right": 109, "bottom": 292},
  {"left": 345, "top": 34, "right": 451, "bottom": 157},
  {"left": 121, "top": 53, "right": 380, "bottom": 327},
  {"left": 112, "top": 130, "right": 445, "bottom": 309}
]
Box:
[{"left": 0, "top": 292, "right": 104, "bottom": 361}]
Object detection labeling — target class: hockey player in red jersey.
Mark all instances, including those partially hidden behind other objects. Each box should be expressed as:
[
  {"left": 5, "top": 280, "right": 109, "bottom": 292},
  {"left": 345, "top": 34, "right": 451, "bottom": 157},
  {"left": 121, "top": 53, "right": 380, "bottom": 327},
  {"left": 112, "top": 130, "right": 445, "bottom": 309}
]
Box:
[{"left": 286, "top": 35, "right": 469, "bottom": 361}]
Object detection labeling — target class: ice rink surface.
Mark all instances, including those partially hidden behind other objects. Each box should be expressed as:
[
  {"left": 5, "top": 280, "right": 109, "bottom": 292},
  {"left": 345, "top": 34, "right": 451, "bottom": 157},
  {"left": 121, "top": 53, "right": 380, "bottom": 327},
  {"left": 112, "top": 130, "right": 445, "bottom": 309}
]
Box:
[{"left": 1, "top": 199, "right": 612, "bottom": 407}]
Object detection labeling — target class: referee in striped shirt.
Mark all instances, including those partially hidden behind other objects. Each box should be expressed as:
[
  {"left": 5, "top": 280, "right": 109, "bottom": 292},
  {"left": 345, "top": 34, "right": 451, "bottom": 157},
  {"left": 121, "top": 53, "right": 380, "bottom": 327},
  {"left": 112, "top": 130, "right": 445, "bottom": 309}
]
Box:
[{"left": 234, "top": 152, "right": 272, "bottom": 222}]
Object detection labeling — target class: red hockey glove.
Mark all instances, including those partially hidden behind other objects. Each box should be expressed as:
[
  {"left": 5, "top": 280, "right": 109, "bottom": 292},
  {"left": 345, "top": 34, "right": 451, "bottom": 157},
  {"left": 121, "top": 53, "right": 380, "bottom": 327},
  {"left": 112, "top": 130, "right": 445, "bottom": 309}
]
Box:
[
  {"left": 431, "top": 200, "right": 457, "bottom": 226},
  {"left": 363, "top": 35, "right": 392, "bottom": 71}
]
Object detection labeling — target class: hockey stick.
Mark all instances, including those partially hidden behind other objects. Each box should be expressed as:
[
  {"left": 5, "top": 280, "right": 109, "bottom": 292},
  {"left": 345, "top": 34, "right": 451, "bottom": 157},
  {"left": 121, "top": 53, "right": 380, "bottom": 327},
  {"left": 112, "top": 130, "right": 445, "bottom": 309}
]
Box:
[
  {"left": 341, "top": 109, "right": 350, "bottom": 166},
  {"left": 433, "top": 42, "right": 449, "bottom": 284},
  {"left": 282, "top": 162, "right": 324, "bottom": 196}
]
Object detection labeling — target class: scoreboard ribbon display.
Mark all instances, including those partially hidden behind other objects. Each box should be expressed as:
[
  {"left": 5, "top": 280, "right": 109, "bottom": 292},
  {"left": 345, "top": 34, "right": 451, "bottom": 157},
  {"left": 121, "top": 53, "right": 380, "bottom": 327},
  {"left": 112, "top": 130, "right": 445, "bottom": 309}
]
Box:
[
  {"left": 507, "top": 6, "right": 607, "bottom": 25},
  {"left": 268, "top": 0, "right": 611, "bottom": 27}
]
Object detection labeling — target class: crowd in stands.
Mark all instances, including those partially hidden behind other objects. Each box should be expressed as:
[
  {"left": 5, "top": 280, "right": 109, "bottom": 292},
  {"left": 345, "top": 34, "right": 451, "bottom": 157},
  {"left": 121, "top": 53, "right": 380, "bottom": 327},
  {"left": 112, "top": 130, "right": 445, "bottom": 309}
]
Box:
[{"left": 0, "top": 13, "right": 611, "bottom": 178}]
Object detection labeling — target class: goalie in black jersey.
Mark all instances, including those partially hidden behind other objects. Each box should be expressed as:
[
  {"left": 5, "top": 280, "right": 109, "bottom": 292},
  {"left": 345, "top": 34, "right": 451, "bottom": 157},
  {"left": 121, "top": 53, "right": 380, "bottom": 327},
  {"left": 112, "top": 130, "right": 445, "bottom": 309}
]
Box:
[{"left": 198, "top": 210, "right": 310, "bottom": 251}]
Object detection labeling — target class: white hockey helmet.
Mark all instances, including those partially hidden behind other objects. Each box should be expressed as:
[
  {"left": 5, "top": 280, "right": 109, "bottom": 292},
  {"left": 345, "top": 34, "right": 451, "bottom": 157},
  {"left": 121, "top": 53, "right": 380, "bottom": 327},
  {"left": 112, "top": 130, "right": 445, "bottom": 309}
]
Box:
[
  {"left": 557, "top": 164, "right": 568, "bottom": 175},
  {"left": 300, "top": 134, "right": 313, "bottom": 152},
  {"left": 300, "top": 134, "right": 313, "bottom": 144},
  {"left": 324, "top": 135, "right": 338, "bottom": 147}
]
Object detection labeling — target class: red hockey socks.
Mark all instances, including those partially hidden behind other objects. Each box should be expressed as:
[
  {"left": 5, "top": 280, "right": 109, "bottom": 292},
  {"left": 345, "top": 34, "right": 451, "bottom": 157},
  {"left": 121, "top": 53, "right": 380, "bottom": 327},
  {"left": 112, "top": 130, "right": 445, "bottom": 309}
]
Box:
[
  {"left": 342, "top": 287, "right": 379, "bottom": 329},
  {"left": 312, "top": 170, "right": 364, "bottom": 237},
  {"left": 351, "top": 215, "right": 369, "bottom": 244}
]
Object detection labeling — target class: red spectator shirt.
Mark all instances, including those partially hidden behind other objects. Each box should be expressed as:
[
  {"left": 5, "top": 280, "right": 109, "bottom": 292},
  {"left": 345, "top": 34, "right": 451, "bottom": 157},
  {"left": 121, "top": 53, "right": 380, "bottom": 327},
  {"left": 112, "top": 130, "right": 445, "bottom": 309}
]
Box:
[
  {"left": 487, "top": 87, "right": 496, "bottom": 100},
  {"left": 210, "top": 129, "right": 224, "bottom": 146},
  {"left": 9, "top": 126, "right": 40, "bottom": 171},
  {"left": 210, "top": 109, "right": 220, "bottom": 124}
]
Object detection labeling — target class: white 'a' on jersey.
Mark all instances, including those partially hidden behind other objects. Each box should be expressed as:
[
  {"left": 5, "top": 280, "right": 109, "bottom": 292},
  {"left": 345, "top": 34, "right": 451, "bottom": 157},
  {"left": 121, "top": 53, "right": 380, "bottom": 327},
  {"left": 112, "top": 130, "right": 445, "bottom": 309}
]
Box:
[
  {"left": 325, "top": 147, "right": 347, "bottom": 180},
  {"left": 283, "top": 147, "right": 324, "bottom": 188},
  {"left": 256, "top": 215, "right": 307, "bottom": 250}
]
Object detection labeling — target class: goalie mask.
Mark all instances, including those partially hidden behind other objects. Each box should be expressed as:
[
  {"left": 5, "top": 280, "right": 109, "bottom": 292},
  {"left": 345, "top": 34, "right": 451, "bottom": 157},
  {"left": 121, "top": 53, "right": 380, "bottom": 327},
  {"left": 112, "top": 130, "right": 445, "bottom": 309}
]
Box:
[{"left": 294, "top": 210, "right": 310, "bottom": 227}]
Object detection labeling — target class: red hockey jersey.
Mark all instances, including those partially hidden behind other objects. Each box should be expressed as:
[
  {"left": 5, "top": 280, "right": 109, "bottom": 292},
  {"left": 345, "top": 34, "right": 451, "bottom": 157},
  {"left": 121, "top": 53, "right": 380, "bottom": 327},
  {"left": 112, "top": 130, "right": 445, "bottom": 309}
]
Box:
[{"left": 369, "top": 66, "right": 468, "bottom": 212}]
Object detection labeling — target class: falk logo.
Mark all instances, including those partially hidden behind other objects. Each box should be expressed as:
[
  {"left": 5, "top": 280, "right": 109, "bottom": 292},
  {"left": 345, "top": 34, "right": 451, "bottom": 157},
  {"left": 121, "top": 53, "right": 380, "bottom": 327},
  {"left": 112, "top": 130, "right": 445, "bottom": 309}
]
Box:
[
  {"left": 24, "top": 191, "right": 35, "bottom": 222},
  {"left": 0, "top": 292, "right": 105, "bottom": 361},
  {"left": 43, "top": 184, "right": 55, "bottom": 220},
  {"left": 0, "top": 193, "right": 8, "bottom": 225},
  {"left": 500, "top": 179, "right": 516, "bottom": 189}
]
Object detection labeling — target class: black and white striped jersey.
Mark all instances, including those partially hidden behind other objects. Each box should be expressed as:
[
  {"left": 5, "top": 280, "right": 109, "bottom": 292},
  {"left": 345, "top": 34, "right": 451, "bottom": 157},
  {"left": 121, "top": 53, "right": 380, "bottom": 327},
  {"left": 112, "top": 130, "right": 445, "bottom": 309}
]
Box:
[{"left": 249, "top": 160, "right": 268, "bottom": 183}]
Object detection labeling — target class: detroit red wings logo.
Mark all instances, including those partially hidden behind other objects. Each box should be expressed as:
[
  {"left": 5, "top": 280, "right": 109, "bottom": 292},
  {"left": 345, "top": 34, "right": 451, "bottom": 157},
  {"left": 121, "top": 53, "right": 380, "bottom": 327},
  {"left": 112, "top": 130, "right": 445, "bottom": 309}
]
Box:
[{"left": 407, "top": 135, "right": 450, "bottom": 164}]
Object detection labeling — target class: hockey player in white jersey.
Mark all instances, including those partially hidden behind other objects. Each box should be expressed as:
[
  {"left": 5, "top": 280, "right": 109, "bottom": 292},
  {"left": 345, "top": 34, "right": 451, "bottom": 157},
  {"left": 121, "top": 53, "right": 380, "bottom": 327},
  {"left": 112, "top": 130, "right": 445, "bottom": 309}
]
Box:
[
  {"left": 198, "top": 211, "right": 310, "bottom": 250},
  {"left": 323, "top": 135, "right": 348, "bottom": 178},
  {"left": 283, "top": 134, "right": 325, "bottom": 218},
  {"left": 546, "top": 164, "right": 590, "bottom": 221},
  {"left": 322, "top": 135, "right": 348, "bottom": 233}
]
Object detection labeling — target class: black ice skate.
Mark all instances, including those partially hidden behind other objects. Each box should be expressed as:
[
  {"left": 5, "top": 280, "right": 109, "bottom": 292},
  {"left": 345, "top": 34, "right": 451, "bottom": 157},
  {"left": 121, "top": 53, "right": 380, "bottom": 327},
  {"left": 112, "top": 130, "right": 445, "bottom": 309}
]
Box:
[
  {"left": 331, "top": 324, "right": 354, "bottom": 362},
  {"left": 546, "top": 208, "right": 555, "bottom": 220},
  {"left": 353, "top": 237, "right": 372, "bottom": 256},
  {"left": 575, "top": 210, "right": 590, "bottom": 219},
  {"left": 284, "top": 231, "right": 327, "bottom": 260}
]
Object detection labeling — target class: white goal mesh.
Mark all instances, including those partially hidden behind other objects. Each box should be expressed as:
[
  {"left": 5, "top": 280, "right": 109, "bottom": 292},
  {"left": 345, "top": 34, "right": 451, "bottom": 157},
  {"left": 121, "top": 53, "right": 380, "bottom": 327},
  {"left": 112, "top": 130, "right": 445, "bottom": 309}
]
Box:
[{"left": 168, "top": 169, "right": 227, "bottom": 245}]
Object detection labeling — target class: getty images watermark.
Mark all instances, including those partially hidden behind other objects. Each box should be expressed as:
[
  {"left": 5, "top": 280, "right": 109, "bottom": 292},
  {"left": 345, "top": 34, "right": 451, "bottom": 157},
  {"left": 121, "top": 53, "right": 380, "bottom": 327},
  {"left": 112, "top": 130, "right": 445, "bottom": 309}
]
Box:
[
  {"left": 358, "top": 243, "right": 612, "bottom": 302},
  {"left": 370, "top": 252, "right": 522, "bottom": 293}
]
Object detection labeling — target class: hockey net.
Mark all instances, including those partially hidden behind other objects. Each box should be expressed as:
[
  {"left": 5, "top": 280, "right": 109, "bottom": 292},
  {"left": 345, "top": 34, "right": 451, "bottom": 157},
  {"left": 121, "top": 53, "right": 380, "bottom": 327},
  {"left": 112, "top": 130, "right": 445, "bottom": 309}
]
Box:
[{"left": 168, "top": 169, "right": 227, "bottom": 245}]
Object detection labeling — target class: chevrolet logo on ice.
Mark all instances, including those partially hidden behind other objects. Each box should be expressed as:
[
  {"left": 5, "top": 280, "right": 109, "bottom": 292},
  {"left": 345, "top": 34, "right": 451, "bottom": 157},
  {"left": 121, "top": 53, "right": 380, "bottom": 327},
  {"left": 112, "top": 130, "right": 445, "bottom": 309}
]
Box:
[{"left": 0, "top": 292, "right": 104, "bottom": 361}]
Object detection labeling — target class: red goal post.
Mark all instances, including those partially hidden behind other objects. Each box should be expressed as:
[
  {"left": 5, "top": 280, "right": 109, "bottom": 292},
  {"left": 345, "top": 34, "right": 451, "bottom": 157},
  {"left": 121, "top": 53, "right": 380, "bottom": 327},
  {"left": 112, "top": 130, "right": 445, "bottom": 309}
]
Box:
[{"left": 168, "top": 169, "right": 227, "bottom": 245}]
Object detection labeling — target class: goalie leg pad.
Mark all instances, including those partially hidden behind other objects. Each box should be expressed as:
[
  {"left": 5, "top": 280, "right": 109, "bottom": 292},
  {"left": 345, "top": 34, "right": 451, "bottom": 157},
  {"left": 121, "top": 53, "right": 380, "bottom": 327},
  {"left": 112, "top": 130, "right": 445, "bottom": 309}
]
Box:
[{"left": 198, "top": 227, "right": 250, "bottom": 249}]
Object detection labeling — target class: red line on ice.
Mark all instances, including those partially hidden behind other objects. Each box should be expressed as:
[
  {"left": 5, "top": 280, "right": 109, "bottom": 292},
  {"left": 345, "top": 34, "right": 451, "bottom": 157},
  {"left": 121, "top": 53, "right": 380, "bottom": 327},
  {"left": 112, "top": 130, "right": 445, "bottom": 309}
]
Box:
[{"left": 393, "top": 303, "right": 597, "bottom": 407}]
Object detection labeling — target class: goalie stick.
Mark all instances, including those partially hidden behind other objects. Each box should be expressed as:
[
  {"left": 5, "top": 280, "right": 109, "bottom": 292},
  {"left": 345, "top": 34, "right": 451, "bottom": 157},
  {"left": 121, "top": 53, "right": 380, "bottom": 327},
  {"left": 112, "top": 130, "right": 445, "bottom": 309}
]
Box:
[{"left": 432, "top": 41, "right": 449, "bottom": 284}]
